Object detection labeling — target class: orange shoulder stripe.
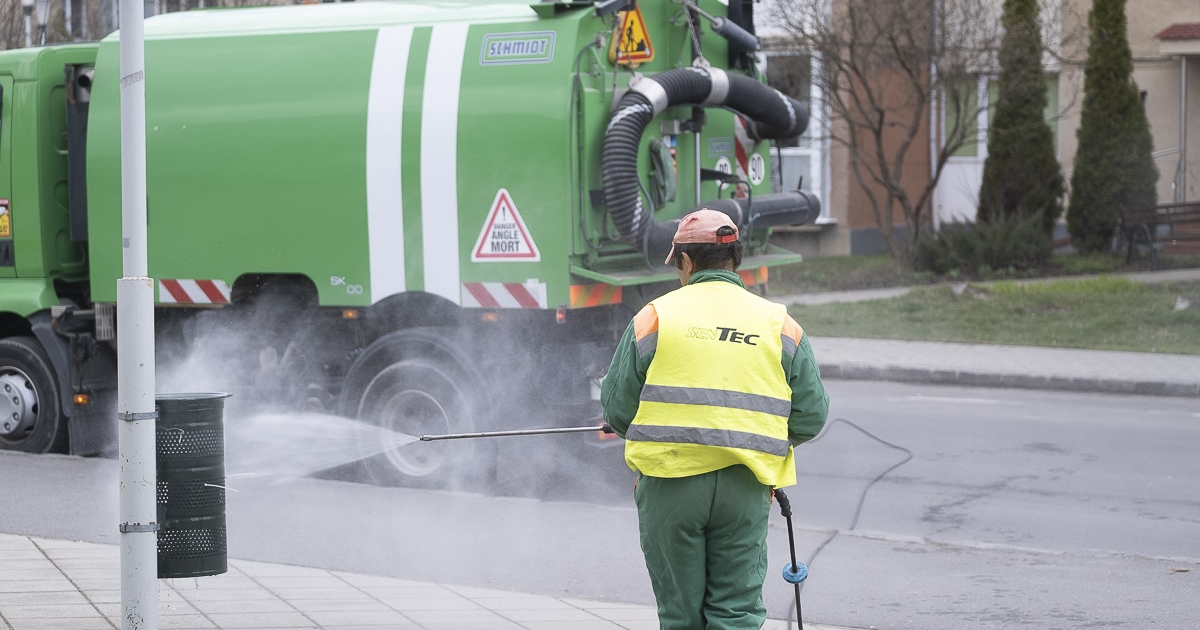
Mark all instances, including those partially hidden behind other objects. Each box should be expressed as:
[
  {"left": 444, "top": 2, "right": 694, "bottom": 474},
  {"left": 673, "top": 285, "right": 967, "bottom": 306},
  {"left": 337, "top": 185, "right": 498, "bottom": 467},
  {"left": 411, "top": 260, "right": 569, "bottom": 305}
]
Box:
[
  {"left": 781, "top": 315, "right": 804, "bottom": 344},
  {"left": 633, "top": 305, "right": 659, "bottom": 341}
]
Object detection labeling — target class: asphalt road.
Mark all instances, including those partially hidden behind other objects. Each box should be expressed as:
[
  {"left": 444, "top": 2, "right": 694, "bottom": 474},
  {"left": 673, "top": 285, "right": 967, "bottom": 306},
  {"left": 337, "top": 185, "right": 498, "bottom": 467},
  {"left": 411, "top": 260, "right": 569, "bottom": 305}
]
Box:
[{"left": 2, "top": 380, "right": 1197, "bottom": 629}]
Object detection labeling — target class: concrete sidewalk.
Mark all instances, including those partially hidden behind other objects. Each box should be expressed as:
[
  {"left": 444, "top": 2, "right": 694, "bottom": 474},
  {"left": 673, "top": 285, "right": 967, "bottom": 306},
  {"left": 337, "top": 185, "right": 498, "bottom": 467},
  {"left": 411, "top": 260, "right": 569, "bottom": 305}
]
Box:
[
  {"left": 812, "top": 336, "right": 1200, "bottom": 397},
  {"left": 0, "top": 533, "right": 848, "bottom": 630}
]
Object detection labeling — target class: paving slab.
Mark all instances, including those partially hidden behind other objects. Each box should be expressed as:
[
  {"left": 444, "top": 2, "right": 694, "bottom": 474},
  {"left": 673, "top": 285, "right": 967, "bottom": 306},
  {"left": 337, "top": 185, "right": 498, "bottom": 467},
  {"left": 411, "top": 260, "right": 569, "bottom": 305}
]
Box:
[{"left": 0, "top": 534, "right": 861, "bottom": 630}]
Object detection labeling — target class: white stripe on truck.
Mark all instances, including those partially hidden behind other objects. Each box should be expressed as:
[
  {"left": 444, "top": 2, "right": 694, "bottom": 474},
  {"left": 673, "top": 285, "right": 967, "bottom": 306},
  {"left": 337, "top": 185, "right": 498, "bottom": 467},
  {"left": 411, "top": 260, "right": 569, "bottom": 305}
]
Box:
[
  {"left": 421, "top": 24, "right": 469, "bottom": 305},
  {"left": 366, "top": 26, "right": 413, "bottom": 304}
]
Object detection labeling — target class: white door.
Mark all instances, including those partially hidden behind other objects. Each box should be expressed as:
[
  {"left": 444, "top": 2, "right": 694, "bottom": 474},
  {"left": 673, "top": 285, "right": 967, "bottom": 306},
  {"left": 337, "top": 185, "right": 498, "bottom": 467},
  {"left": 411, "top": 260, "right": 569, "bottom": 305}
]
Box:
[
  {"left": 936, "top": 157, "right": 983, "bottom": 225},
  {"left": 934, "top": 76, "right": 989, "bottom": 227}
]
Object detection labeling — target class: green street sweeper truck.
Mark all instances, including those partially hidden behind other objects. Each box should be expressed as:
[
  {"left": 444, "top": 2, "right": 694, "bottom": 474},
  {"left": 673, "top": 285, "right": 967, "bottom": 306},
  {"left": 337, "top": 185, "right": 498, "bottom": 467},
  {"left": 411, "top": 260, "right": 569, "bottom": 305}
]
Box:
[{"left": 0, "top": 0, "right": 818, "bottom": 486}]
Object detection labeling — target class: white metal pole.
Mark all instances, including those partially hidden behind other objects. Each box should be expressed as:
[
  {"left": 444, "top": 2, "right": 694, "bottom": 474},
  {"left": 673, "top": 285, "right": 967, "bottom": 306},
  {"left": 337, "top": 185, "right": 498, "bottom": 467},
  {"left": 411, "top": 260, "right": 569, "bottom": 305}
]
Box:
[
  {"left": 22, "top": 3, "right": 32, "bottom": 48},
  {"left": 1179, "top": 56, "right": 1188, "bottom": 204},
  {"left": 929, "top": 0, "right": 940, "bottom": 232},
  {"left": 116, "top": 0, "right": 158, "bottom": 625}
]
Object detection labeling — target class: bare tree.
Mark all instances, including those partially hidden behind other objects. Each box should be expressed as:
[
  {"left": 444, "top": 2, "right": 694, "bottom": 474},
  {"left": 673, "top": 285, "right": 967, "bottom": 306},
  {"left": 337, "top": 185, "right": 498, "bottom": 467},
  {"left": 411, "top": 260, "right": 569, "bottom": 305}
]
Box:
[
  {"left": 0, "top": 0, "right": 31, "bottom": 49},
  {"left": 0, "top": 0, "right": 296, "bottom": 48},
  {"left": 768, "top": 0, "right": 1078, "bottom": 264}
]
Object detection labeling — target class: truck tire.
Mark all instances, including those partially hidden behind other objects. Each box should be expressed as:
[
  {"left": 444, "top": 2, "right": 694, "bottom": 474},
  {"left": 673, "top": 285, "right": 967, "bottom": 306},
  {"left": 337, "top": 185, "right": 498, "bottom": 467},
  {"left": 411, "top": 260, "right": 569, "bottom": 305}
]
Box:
[
  {"left": 345, "top": 357, "right": 481, "bottom": 488},
  {"left": 0, "top": 337, "right": 67, "bottom": 453}
]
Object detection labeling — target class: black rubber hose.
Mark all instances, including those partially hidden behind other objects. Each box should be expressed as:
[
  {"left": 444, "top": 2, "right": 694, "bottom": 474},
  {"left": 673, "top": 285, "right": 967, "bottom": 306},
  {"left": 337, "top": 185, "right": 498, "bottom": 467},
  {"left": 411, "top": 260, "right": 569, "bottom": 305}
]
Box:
[
  {"left": 725, "top": 73, "right": 808, "bottom": 140},
  {"left": 646, "top": 67, "right": 712, "bottom": 104},
  {"left": 601, "top": 92, "right": 657, "bottom": 245},
  {"left": 601, "top": 67, "right": 815, "bottom": 263},
  {"left": 743, "top": 191, "right": 822, "bottom": 228}
]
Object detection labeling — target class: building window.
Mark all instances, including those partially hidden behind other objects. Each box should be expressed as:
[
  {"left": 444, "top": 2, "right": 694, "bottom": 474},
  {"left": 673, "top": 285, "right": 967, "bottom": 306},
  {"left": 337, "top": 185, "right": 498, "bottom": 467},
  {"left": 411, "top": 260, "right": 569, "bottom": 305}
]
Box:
[
  {"left": 765, "top": 49, "right": 828, "bottom": 219},
  {"left": 946, "top": 79, "right": 980, "bottom": 158},
  {"left": 764, "top": 51, "right": 812, "bottom": 149},
  {"left": 945, "top": 74, "right": 1060, "bottom": 159}
]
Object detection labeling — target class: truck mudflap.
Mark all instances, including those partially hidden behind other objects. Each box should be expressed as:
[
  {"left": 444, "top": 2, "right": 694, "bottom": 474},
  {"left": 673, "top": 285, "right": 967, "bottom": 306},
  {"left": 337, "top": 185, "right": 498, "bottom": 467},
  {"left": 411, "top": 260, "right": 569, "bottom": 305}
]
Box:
[{"left": 601, "top": 66, "right": 821, "bottom": 263}]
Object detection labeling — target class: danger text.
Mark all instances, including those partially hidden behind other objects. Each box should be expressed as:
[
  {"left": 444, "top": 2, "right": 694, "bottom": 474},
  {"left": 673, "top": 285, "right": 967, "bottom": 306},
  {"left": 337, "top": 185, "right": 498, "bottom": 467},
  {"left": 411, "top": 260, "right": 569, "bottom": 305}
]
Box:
[{"left": 488, "top": 222, "right": 524, "bottom": 252}]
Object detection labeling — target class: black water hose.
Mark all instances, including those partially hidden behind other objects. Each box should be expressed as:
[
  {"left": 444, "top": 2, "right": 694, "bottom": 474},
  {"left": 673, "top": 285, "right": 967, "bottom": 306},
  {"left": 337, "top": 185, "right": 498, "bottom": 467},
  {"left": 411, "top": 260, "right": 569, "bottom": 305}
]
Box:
[
  {"left": 601, "top": 66, "right": 820, "bottom": 262},
  {"left": 775, "top": 488, "right": 806, "bottom": 630}
]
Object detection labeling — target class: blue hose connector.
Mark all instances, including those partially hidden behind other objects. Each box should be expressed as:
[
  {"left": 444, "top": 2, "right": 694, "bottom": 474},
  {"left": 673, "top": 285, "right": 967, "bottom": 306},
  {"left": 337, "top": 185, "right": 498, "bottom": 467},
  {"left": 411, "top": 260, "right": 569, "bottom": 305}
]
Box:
[{"left": 782, "top": 562, "right": 808, "bottom": 584}]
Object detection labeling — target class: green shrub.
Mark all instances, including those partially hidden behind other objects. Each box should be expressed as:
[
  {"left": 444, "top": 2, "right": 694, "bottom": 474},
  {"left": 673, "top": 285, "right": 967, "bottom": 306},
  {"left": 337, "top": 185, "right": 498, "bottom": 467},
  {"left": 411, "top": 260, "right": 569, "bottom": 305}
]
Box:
[
  {"left": 1065, "top": 0, "right": 1158, "bottom": 253},
  {"left": 977, "top": 0, "right": 1064, "bottom": 234},
  {"left": 916, "top": 213, "right": 1053, "bottom": 274}
]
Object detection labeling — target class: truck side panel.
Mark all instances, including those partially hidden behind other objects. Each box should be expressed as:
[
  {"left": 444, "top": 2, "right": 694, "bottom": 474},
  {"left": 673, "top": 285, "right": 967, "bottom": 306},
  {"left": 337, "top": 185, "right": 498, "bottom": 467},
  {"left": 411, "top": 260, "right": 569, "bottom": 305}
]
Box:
[
  {"left": 86, "top": 3, "right": 590, "bottom": 311},
  {"left": 87, "top": 31, "right": 376, "bottom": 306}
]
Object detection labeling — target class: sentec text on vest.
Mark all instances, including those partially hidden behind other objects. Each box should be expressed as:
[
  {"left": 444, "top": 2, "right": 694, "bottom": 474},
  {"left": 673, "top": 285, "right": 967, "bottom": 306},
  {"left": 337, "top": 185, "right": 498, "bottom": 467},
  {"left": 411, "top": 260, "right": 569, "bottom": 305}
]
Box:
[{"left": 685, "top": 326, "right": 760, "bottom": 346}]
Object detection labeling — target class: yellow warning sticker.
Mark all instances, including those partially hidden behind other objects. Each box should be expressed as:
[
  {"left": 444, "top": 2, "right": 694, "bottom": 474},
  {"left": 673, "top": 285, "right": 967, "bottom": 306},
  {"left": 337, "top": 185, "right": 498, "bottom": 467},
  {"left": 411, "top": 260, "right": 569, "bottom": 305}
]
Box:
[
  {"left": 0, "top": 200, "right": 10, "bottom": 238},
  {"left": 609, "top": 8, "right": 655, "bottom": 66}
]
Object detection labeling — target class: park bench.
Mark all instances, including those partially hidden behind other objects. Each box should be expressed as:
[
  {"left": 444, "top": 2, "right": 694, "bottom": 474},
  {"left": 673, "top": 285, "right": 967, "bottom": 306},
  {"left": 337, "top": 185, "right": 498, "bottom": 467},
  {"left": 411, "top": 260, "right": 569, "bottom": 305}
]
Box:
[{"left": 1117, "top": 201, "right": 1200, "bottom": 269}]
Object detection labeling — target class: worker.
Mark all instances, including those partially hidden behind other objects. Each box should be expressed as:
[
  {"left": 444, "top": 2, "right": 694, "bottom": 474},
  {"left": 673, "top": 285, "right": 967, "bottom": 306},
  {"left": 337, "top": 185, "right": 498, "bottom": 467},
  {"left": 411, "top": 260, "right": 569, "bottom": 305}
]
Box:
[{"left": 601, "top": 208, "right": 829, "bottom": 630}]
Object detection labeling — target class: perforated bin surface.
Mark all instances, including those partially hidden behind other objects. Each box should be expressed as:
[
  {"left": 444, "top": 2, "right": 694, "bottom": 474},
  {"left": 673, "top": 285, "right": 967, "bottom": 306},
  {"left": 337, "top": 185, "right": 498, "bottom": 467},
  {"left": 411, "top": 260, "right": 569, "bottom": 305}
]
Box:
[
  {"left": 156, "top": 425, "right": 224, "bottom": 460},
  {"left": 159, "top": 519, "right": 228, "bottom": 560},
  {"left": 156, "top": 393, "right": 230, "bottom": 579},
  {"left": 157, "top": 471, "right": 226, "bottom": 515}
]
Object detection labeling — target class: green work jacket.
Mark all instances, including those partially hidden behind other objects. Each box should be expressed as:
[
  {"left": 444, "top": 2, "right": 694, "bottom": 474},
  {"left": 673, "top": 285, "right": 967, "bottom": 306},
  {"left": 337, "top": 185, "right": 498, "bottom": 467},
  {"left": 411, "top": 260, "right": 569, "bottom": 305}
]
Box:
[{"left": 601, "top": 269, "right": 829, "bottom": 483}]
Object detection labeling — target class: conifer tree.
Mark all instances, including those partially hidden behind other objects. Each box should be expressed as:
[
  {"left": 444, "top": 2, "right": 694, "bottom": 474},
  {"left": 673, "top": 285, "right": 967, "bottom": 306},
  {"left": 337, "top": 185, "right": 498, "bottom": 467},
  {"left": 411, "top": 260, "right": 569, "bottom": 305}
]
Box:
[
  {"left": 977, "top": 0, "right": 1063, "bottom": 233},
  {"left": 1066, "top": 0, "right": 1158, "bottom": 253}
]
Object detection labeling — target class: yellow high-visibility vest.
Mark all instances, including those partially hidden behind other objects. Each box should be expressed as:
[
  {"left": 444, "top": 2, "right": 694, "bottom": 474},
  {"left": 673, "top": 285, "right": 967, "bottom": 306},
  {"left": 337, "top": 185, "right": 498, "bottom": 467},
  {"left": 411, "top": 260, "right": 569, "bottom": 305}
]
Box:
[{"left": 625, "top": 280, "right": 796, "bottom": 487}]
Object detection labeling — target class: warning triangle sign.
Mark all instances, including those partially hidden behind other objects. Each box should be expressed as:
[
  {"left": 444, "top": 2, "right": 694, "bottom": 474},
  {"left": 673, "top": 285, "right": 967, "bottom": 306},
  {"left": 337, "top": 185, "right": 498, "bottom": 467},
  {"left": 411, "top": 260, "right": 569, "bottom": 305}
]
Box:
[
  {"left": 472, "top": 189, "right": 541, "bottom": 262},
  {"left": 609, "top": 8, "right": 655, "bottom": 65}
]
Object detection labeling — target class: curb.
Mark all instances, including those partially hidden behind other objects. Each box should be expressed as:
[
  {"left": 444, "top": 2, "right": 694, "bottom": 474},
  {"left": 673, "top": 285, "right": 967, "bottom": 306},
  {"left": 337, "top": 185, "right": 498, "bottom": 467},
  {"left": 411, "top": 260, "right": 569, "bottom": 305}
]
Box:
[{"left": 820, "top": 362, "right": 1200, "bottom": 398}]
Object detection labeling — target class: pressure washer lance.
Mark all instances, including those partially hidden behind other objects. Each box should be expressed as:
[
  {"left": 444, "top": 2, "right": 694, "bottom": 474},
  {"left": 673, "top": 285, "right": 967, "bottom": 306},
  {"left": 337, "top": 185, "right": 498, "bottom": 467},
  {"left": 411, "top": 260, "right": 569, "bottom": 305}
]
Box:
[
  {"left": 419, "top": 424, "right": 614, "bottom": 441},
  {"left": 774, "top": 488, "right": 808, "bottom": 630}
]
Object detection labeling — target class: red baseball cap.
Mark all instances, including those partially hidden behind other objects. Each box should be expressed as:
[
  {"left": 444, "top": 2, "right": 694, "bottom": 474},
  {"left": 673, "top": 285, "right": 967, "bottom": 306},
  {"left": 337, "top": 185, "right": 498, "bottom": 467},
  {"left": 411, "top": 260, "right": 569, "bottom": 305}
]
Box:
[{"left": 664, "top": 209, "right": 739, "bottom": 264}]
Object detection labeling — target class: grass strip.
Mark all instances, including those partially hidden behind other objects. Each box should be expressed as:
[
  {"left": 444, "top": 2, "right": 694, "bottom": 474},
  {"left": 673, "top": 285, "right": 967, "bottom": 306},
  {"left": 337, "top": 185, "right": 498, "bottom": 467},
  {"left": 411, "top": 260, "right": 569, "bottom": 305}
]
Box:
[
  {"left": 768, "top": 252, "right": 1200, "bottom": 294},
  {"left": 788, "top": 278, "right": 1200, "bottom": 355}
]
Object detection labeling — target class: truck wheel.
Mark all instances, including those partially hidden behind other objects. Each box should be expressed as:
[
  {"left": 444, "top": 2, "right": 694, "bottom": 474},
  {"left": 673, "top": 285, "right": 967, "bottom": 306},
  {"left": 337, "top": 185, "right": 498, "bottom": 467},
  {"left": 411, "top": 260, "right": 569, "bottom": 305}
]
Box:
[
  {"left": 0, "top": 337, "right": 66, "bottom": 453},
  {"left": 348, "top": 358, "right": 480, "bottom": 488}
]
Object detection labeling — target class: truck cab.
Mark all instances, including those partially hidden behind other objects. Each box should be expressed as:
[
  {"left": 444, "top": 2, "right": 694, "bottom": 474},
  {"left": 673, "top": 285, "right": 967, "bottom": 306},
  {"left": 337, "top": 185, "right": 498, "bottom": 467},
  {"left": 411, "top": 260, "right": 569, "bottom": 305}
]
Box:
[{"left": 0, "top": 46, "right": 105, "bottom": 454}]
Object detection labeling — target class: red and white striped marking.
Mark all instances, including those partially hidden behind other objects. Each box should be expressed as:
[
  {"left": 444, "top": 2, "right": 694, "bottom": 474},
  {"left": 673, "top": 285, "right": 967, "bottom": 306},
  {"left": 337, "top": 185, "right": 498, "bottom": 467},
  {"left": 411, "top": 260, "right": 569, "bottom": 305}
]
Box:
[
  {"left": 159, "top": 279, "right": 232, "bottom": 304},
  {"left": 461, "top": 281, "right": 547, "bottom": 309},
  {"left": 734, "top": 116, "right": 753, "bottom": 199}
]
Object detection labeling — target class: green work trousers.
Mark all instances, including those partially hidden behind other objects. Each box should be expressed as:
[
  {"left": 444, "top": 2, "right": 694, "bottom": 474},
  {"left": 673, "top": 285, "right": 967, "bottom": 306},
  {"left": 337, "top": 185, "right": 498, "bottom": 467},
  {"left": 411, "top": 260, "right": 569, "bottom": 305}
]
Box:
[{"left": 633, "top": 464, "right": 771, "bottom": 630}]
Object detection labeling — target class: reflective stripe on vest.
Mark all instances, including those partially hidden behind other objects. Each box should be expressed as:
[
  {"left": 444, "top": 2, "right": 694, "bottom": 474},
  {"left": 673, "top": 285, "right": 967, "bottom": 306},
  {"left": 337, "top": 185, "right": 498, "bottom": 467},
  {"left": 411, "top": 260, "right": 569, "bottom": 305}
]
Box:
[
  {"left": 625, "top": 424, "right": 791, "bottom": 457},
  {"left": 625, "top": 280, "right": 796, "bottom": 487},
  {"left": 640, "top": 384, "right": 792, "bottom": 418}
]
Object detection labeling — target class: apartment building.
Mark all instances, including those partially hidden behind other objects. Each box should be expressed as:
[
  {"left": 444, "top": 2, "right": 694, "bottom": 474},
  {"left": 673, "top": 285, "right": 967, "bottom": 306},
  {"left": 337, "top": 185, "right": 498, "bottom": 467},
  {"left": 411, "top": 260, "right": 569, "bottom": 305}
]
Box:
[{"left": 767, "top": 0, "right": 1200, "bottom": 256}]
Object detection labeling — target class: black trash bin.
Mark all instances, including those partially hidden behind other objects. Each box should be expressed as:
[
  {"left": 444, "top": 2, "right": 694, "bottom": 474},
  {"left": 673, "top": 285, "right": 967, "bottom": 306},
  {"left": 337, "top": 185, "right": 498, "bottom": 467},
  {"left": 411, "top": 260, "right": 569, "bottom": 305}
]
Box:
[{"left": 156, "top": 392, "right": 230, "bottom": 579}]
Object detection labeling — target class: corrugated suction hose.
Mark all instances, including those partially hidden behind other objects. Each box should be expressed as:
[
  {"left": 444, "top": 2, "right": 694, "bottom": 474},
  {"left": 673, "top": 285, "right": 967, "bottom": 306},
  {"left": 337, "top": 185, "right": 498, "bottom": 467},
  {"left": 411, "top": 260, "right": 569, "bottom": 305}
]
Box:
[{"left": 601, "top": 66, "right": 820, "bottom": 263}]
